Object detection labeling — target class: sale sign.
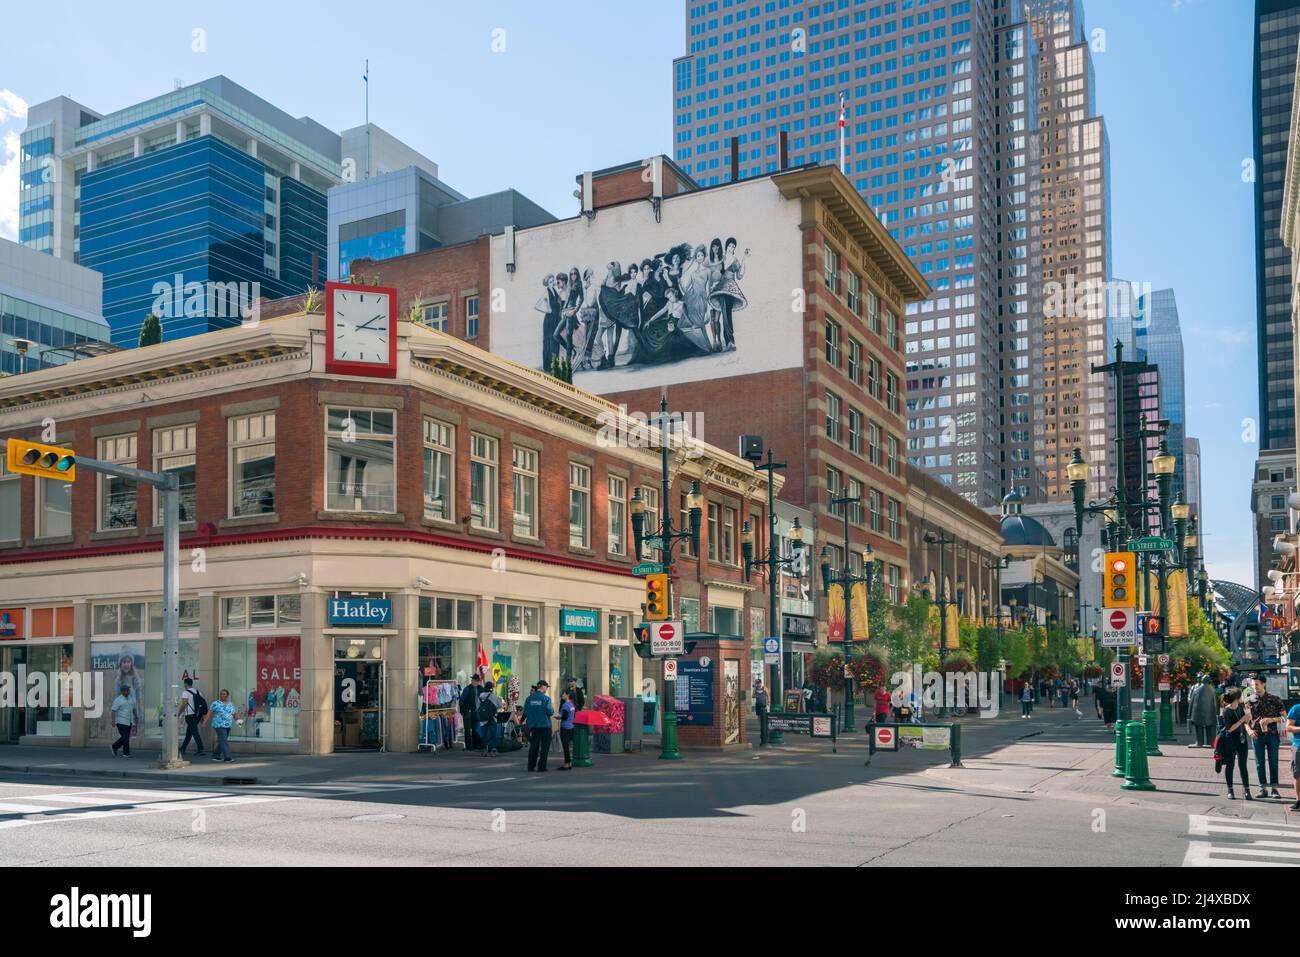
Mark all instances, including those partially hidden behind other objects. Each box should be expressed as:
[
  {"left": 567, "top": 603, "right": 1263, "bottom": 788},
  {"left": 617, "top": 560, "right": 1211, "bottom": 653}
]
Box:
[{"left": 256, "top": 637, "right": 302, "bottom": 710}]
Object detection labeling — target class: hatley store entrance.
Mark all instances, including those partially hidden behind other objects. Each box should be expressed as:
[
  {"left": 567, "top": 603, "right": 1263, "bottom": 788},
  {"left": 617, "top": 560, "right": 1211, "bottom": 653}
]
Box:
[{"left": 333, "top": 637, "right": 384, "bottom": 750}]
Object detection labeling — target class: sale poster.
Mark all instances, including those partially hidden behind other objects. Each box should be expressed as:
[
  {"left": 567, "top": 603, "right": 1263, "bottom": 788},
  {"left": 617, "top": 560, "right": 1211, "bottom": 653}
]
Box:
[{"left": 256, "top": 637, "right": 301, "bottom": 712}]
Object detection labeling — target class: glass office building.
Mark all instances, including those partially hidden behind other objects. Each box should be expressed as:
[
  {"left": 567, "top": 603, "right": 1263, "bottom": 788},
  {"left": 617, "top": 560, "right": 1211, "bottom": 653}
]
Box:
[{"left": 0, "top": 237, "right": 110, "bottom": 376}]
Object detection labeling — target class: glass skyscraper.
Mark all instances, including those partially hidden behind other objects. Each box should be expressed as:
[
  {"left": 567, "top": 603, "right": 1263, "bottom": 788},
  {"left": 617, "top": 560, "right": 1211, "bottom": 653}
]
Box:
[
  {"left": 1134, "top": 288, "right": 1186, "bottom": 499},
  {"left": 1254, "top": 0, "right": 1300, "bottom": 451},
  {"left": 0, "top": 237, "right": 111, "bottom": 376}
]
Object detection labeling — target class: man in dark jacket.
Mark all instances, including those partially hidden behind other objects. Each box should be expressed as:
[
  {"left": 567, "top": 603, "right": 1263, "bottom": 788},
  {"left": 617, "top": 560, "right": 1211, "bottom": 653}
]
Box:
[
  {"left": 459, "top": 674, "right": 483, "bottom": 750},
  {"left": 754, "top": 678, "right": 769, "bottom": 745},
  {"left": 524, "top": 680, "right": 555, "bottom": 771},
  {"left": 565, "top": 676, "right": 586, "bottom": 712}
]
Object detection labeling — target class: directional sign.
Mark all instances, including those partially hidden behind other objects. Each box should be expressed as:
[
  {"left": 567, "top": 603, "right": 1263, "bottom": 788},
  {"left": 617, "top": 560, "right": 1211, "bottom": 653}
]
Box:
[
  {"left": 1126, "top": 536, "right": 1174, "bottom": 553},
  {"left": 632, "top": 562, "right": 665, "bottom": 577},
  {"left": 641, "top": 536, "right": 666, "bottom": 551},
  {"left": 1110, "top": 661, "right": 1127, "bottom": 687},
  {"left": 1100, "top": 608, "right": 1136, "bottom": 647},
  {"left": 650, "top": 620, "right": 684, "bottom": 656},
  {"left": 663, "top": 658, "right": 678, "bottom": 681}
]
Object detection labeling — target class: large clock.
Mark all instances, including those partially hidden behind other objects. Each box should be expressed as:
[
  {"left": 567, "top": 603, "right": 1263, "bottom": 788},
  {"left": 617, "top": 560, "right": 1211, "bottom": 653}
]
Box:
[{"left": 325, "top": 282, "right": 398, "bottom": 378}]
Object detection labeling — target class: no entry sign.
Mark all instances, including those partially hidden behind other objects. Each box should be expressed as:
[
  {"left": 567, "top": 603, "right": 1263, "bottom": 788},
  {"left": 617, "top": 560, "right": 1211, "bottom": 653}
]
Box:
[
  {"left": 873, "top": 725, "right": 899, "bottom": 751},
  {"left": 1100, "top": 608, "right": 1135, "bottom": 648},
  {"left": 650, "top": 620, "right": 684, "bottom": 655}
]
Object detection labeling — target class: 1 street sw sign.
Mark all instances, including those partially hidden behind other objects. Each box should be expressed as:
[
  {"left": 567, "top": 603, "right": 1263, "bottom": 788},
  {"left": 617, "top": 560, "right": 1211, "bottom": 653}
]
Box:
[
  {"left": 641, "top": 536, "right": 666, "bottom": 551},
  {"left": 632, "top": 562, "right": 665, "bottom": 577},
  {"left": 1126, "top": 536, "right": 1174, "bottom": 553},
  {"left": 651, "top": 620, "right": 684, "bottom": 656},
  {"left": 1100, "top": 608, "right": 1135, "bottom": 647},
  {"left": 1111, "top": 661, "right": 1127, "bottom": 687}
]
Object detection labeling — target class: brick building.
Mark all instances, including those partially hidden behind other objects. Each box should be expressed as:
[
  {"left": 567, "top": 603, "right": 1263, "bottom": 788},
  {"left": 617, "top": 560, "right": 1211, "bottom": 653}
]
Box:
[{"left": 0, "top": 307, "right": 768, "bottom": 754}]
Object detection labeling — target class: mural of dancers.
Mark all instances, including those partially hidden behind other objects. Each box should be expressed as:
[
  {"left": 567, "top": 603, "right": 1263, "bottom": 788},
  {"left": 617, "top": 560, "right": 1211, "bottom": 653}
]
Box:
[{"left": 534, "top": 237, "right": 750, "bottom": 372}]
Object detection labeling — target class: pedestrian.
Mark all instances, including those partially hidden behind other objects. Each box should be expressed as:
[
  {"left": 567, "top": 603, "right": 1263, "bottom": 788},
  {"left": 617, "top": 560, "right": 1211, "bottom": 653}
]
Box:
[
  {"left": 801, "top": 677, "right": 814, "bottom": 714},
  {"left": 565, "top": 676, "right": 586, "bottom": 712},
  {"left": 478, "top": 679, "right": 504, "bottom": 757},
  {"left": 1286, "top": 697, "right": 1300, "bottom": 811},
  {"left": 1070, "top": 680, "right": 1081, "bottom": 713},
  {"left": 204, "top": 689, "right": 235, "bottom": 762},
  {"left": 1187, "top": 674, "right": 1218, "bottom": 748},
  {"left": 557, "top": 690, "right": 576, "bottom": 770},
  {"left": 1020, "top": 682, "right": 1033, "bottom": 719},
  {"left": 1246, "top": 675, "right": 1286, "bottom": 799},
  {"left": 459, "top": 674, "right": 483, "bottom": 751},
  {"left": 110, "top": 684, "right": 135, "bottom": 757},
  {"left": 1217, "top": 688, "right": 1253, "bottom": 801},
  {"left": 754, "top": 678, "right": 770, "bottom": 745},
  {"left": 874, "top": 685, "right": 892, "bottom": 724},
  {"left": 524, "top": 679, "right": 554, "bottom": 772},
  {"left": 178, "top": 676, "right": 207, "bottom": 757}
]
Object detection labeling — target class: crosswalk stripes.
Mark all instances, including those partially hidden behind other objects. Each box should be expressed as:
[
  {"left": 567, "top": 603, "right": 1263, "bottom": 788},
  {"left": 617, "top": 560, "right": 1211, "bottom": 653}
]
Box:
[{"left": 1184, "top": 814, "right": 1300, "bottom": 867}]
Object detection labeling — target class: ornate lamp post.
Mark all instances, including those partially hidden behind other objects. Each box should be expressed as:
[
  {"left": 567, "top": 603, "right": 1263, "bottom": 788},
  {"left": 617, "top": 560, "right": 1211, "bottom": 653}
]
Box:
[
  {"left": 1171, "top": 495, "right": 1190, "bottom": 567},
  {"left": 629, "top": 399, "right": 703, "bottom": 762},
  {"left": 819, "top": 488, "right": 869, "bottom": 733},
  {"left": 742, "top": 507, "right": 804, "bottom": 746},
  {"left": 1152, "top": 440, "right": 1177, "bottom": 745},
  {"left": 924, "top": 529, "right": 956, "bottom": 718}
]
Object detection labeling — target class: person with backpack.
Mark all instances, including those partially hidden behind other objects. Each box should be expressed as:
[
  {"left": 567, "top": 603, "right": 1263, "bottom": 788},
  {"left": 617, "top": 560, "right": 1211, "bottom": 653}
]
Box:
[
  {"left": 478, "top": 679, "right": 504, "bottom": 757},
  {"left": 1217, "top": 688, "right": 1253, "bottom": 801},
  {"left": 178, "top": 677, "right": 207, "bottom": 757}
]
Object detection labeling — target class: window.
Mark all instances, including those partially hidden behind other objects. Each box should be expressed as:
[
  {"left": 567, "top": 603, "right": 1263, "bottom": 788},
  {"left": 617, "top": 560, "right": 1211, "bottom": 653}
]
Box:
[
  {"left": 848, "top": 407, "right": 864, "bottom": 454},
  {"left": 825, "top": 318, "right": 841, "bottom": 365},
  {"left": 326, "top": 409, "right": 395, "bottom": 513},
  {"left": 423, "top": 418, "right": 454, "bottom": 521},
  {"left": 722, "top": 505, "right": 738, "bottom": 564},
  {"left": 869, "top": 489, "right": 882, "bottom": 532},
  {"left": 867, "top": 289, "right": 880, "bottom": 334},
  {"left": 491, "top": 601, "right": 540, "bottom": 636},
  {"left": 98, "top": 434, "right": 137, "bottom": 530},
  {"left": 229, "top": 413, "right": 275, "bottom": 517},
  {"left": 641, "top": 485, "right": 661, "bottom": 547},
  {"left": 886, "top": 310, "right": 899, "bottom": 351},
  {"left": 886, "top": 372, "right": 900, "bottom": 413},
  {"left": 419, "top": 595, "right": 477, "bottom": 633},
  {"left": 0, "top": 459, "right": 17, "bottom": 542},
  {"left": 848, "top": 337, "right": 863, "bottom": 385},
  {"left": 421, "top": 301, "right": 448, "bottom": 332},
  {"left": 847, "top": 478, "right": 864, "bottom": 524},
  {"left": 470, "top": 433, "right": 499, "bottom": 530},
  {"left": 569, "top": 463, "right": 590, "bottom": 548},
  {"left": 154, "top": 424, "right": 197, "bottom": 524},
  {"left": 827, "top": 467, "right": 844, "bottom": 515},
  {"left": 888, "top": 498, "right": 901, "bottom": 539},
  {"left": 867, "top": 354, "right": 881, "bottom": 398},
  {"left": 711, "top": 605, "right": 742, "bottom": 635},
  {"left": 512, "top": 446, "right": 538, "bottom": 538},
  {"left": 608, "top": 474, "right": 628, "bottom": 555},
  {"left": 826, "top": 390, "right": 842, "bottom": 441},
  {"left": 868, "top": 421, "right": 882, "bottom": 466},
  {"left": 824, "top": 245, "right": 840, "bottom": 294},
  {"left": 680, "top": 492, "right": 697, "bottom": 559},
  {"left": 707, "top": 502, "right": 721, "bottom": 561},
  {"left": 887, "top": 435, "right": 900, "bottom": 475},
  {"left": 221, "top": 593, "right": 299, "bottom": 630},
  {"left": 847, "top": 271, "right": 862, "bottom": 314},
  {"left": 465, "top": 295, "right": 480, "bottom": 339}
]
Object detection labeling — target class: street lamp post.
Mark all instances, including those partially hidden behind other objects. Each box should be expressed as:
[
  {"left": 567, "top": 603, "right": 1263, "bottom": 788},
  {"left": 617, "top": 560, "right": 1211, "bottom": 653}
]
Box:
[
  {"left": 629, "top": 396, "right": 703, "bottom": 762},
  {"left": 820, "top": 488, "right": 869, "bottom": 733},
  {"left": 741, "top": 451, "right": 803, "bottom": 746},
  {"left": 1152, "top": 440, "right": 1176, "bottom": 747},
  {"left": 924, "top": 529, "right": 955, "bottom": 718}
]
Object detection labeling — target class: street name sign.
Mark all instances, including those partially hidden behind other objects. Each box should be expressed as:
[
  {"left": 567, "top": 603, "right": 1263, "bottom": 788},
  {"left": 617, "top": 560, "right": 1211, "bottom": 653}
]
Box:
[
  {"left": 641, "top": 536, "right": 666, "bottom": 551},
  {"left": 632, "top": 561, "right": 665, "bottom": 577},
  {"left": 650, "top": 620, "right": 684, "bottom": 656},
  {"left": 1126, "top": 536, "right": 1174, "bottom": 553},
  {"left": 1100, "top": 608, "right": 1136, "bottom": 647}
]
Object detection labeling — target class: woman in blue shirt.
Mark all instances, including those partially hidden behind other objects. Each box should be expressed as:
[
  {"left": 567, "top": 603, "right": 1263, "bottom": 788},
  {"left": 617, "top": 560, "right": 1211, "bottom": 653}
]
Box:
[
  {"left": 204, "top": 689, "right": 236, "bottom": 763},
  {"left": 557, "top": 691, "right": 576, "bottom": 770}
]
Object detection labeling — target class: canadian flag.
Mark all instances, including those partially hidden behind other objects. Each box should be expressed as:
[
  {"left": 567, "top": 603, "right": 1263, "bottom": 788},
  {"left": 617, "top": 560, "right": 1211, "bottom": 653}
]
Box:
[
  {"left": 839, "top": 92, "right": 847, "bottom": 128},
  {"left": 476, "top": 643, "right": 489, "bottom": 677}
]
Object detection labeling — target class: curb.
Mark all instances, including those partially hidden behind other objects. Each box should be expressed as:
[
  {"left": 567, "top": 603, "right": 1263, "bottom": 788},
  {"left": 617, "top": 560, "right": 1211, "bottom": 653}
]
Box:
[{"left": 0, "top": 763, "right": 278, "bottom": 786}]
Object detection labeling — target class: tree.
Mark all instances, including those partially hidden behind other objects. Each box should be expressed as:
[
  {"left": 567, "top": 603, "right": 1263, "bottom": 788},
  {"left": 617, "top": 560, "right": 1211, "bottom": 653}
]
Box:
[
  {"left": 548, "top": 355, "right": 573, "bottom": 383},
  {"left": 138, "top": 313, "right": 162, "bottom": 347}
]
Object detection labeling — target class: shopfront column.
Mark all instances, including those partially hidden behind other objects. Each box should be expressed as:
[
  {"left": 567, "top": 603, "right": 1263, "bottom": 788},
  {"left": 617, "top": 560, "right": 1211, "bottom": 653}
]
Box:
[
  {"left": 596, "top": 607, "right": 612, "bottom": 697},
  {"left": 196, "top": 593, "right": 217, "bottom": 706},
  {"left": 300, "top": 589, "right": 329, "bottom": 755},
  {"left": 69, "top": 599, "right": 90, "bottom": 748},
  {"left": 542, "top": 602, "right": 561, "bottom": 706},
  {"left": 387, "top": 591, "right": 420, "bottom": 753}
]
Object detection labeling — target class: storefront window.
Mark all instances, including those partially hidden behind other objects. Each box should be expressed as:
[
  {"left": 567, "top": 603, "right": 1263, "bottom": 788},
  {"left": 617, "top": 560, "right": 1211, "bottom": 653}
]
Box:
[
  {"left": 418, "top": 637, "right": 475, "bottom": 683},
  {"left": 491, "top": 602, "right": 538, "bottom": 636},
  {"left": 559, "top": 643, "right": 593, "bottom": 696},
  {"left": 710, "top": 606, "right": 741, "bottom": 636},
  {"left": 219, "top": 636, "right": 300, "bottom": 742},
  {"left": 609, "top": 644, "right": 629, "bottom": 697},
  {"left": 420, "top": 596, "right": 475, "bottom": 632},
  {"left": 94, "top": 600, "right": 197, "bottom": 635},
  {"left": 18, "top": 643, "right": 74, "bottom": 736},
  {"left": 89, "top": 638, "right": 200, "bottom": 741},
  {"left": 489, "top": 638, "right": 539, "bottom": 708},
  {"left": 680, "top": 597, "right": 700, "bottom": 633},
  {"left": 222, "top": 593, "right": 300, "bottom": 630}
]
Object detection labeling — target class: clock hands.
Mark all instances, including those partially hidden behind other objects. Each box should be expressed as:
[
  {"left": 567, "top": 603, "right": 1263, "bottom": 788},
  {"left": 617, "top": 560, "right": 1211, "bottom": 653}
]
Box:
[{"left": 355, "top": 314, "right": 387, "bottom": 332}]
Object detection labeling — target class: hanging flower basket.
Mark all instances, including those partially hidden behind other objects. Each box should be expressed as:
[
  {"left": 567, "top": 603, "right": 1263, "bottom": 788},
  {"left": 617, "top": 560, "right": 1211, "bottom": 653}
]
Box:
[
  {"left": 1081, "top": 664, "right": 1102, "bottom": 680},
  {"left": 848, "top": 652, "right": 889, "bottom": 689}
]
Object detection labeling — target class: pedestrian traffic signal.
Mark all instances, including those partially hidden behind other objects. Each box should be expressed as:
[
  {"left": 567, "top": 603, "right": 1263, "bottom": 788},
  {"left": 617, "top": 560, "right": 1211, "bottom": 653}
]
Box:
[
  {"left": 1144, "top": 616, "right": 1164, "bottom": 640},
  {"left": 644, "top": 572, "right": 669, "bottom": 620},
  {"left": 1103, "top": 551, "right": 1135, "bottom": 608},
  {"left": 5, "top": 438, "right": 75, "bottom": 480}
]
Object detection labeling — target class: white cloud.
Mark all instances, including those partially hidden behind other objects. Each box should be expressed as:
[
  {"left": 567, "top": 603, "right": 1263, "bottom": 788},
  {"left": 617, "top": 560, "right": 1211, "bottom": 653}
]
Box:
[
  {"left": 0, "top": 130, "right": 19, "bottom": 242},
  {"left": 0, "top": 89, "right": 27, "bottom": 124}
]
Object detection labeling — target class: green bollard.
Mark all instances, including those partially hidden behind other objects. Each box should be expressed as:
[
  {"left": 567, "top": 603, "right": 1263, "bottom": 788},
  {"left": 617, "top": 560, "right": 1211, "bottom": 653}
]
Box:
[
  {"left": 948, "top": 722, "right": 964, "bottom": 768},
  {"left": 1158, "top": 693, "right": 1176, "bottom": 743},
  {"left": 1142, "top": 708, "right": 1162, "bottom": 757},
  {"left": 572, "top": 725, "right": 593, "bottom": 768},
  {"left": 1121, "top": 721, "right": 1156, "bottom": 791},
  {"left": 1112, "top": 720, "right": 1127, "bottom": 778}
]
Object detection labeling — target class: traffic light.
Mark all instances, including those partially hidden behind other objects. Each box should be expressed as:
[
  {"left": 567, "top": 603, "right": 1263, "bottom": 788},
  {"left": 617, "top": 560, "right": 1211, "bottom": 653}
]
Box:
[
  {"left": 1103, "top": 551, "right": 1135, "bottom": 608},
  {"left": 1144, "top": 616, "right": 1164, "bottom": 640},
  {"left": 644, "top": 573, "right": 668, "bottom": 621},
  {"left": 5, "top": 438, "right": 76, "bottom": 480}
]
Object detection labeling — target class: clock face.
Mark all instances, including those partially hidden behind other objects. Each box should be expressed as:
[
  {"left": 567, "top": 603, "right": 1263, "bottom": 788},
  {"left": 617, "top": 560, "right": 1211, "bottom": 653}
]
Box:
[{"left": 326, "top": 283, "right": 397, "bottom": 377}]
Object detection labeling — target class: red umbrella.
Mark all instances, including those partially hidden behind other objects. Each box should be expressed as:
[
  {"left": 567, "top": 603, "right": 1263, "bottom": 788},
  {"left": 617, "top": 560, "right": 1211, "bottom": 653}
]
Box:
[{"left": 571, "top": 709, "right": 612, "bottom": 727}]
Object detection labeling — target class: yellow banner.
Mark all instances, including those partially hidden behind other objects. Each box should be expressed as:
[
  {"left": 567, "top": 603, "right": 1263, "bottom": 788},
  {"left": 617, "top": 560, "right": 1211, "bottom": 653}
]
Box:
[
  {"left": 850, "top": 581, "right": 870, "bottom": 641},
  {"left": 1146, "top": 569, "right": 1189, "bottom": 637},
  {"left": 828, "top": 584, "right": 845, "bottom": 642},
  {"left": 945, "top": 604, "right": 960, "bottom": 649}
]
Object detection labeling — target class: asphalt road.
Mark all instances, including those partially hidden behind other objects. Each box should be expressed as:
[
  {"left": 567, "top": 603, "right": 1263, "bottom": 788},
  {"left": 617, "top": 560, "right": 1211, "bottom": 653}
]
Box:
[{"left": 5, "top": 709, "right": 1266, "bottom": 867}]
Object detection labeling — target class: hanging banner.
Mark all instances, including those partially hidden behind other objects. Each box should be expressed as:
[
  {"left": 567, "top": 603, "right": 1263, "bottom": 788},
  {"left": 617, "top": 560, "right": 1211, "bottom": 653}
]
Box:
[
  {"left": 850, "top": 581, "right": 869, "bottom": 641},
  {"left": 827, "top": 583, "right": 846, "bottom": 642},
  {"left": 1165, "top": 569, "right": 1188, "bottom": 637},
  {"left": 945, "top": 604, "right": 960, "bottom": 649}
]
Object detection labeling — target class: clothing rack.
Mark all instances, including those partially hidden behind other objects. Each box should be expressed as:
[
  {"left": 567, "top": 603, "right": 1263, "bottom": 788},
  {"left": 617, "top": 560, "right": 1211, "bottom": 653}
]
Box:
[{"left": 419, "top": 678, "right": 462, "bottom": 752}]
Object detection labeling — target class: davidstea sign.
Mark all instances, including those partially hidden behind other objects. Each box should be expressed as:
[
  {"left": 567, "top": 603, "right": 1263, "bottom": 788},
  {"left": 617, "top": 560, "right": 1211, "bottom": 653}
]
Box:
[
  {"left": 329, "top": 597, "right": 393, "bottom": 627},
  {"left": 560, "top": 608, "right": 600, "bottom": 634}
]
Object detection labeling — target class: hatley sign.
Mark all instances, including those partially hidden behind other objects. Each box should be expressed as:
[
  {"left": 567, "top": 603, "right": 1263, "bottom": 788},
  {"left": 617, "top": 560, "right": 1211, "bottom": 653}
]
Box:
[{"left": 328, "top": 598, "right": 393, "bottom": 627}]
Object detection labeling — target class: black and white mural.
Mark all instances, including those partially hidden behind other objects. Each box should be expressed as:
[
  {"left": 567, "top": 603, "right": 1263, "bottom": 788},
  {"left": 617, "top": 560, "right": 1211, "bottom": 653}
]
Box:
[{"left": 536, "top": 238, "right": 750, "bottom": 372}]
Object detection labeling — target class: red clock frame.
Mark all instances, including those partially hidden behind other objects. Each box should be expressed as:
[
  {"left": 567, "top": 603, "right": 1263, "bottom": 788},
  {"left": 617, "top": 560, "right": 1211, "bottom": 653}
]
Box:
[{"left": 325, "top": 281, "right": 398, "bottom": 378}]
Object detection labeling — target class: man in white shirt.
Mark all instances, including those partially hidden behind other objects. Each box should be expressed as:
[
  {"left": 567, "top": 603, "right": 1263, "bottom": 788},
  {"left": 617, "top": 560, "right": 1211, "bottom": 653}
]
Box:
[{"left": 179, "top": 677, "right": 206, "bottom": 757}]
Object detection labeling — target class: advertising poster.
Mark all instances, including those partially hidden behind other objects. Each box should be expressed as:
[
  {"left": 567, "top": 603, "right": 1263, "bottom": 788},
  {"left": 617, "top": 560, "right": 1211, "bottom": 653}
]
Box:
[
  {"left": 89, "top": 641, "right": 146, "bottom": 741},
  {"left": 256, "top": 636, "right": 302, "bottom": 714},
  {"left": 674, "top": 659, "right": 714, "bottom": 726},
  {"left": 827, "top": 584, "right": 845, "bottom": 642},
  {"left": 0, "top": 608, "right": 23, "bottom": 639},
  {"left": 898, "top": 725, "right": 952, "bottom": 751},
  {"left": 850, "top": 581, "right": 869, "bottom": 641}
]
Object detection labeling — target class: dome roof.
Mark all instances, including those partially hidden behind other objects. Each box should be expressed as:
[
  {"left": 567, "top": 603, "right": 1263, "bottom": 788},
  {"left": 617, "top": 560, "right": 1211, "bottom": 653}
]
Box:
[{"left": 999, "top": 489, "right": 1056, "bottom": 547}]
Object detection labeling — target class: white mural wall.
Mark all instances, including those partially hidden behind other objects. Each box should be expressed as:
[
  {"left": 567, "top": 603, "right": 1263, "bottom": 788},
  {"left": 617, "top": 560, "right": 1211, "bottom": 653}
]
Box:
[{"left": 489, "top": 177, "right": 805, "bottom": 394}]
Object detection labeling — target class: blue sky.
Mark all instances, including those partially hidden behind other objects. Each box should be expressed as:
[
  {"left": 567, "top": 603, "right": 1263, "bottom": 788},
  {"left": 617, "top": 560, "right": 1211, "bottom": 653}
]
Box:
[{"left": 0, "top": 0, "right": 1259, "bottom": 583}]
